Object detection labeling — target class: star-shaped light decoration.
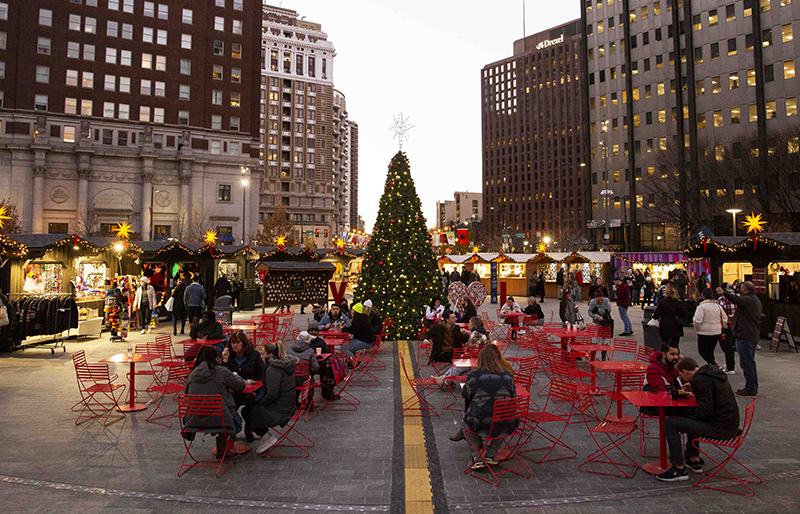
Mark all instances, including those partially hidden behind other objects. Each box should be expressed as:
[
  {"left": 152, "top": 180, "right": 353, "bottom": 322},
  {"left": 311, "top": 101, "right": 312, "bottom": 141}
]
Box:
[
  {"left": 0, "top": 205, "right": 11, "bottom": 230},
  {"left": 537, "top": 243, "right": 547, "bottom": 254},
  {"left": 203, "top": 230, "right": 218, "bottom": 245},
  {"left": 114, "top": 221, "right": 133, "bottom": 240},
  {"left": 390, "top": 112, "right": 414, "bottom": 150},
  {"left": 336, "top": 238, "right": 345, "bottom": 248},
  {"left": 743, "top": 213, "right": 766, "bottom": 234},
  {"left": 472, "top": 246, "right": 480, "bottom": 254},
  {"left": 275, "top": 235, "right": 287, "bottom": 249}
]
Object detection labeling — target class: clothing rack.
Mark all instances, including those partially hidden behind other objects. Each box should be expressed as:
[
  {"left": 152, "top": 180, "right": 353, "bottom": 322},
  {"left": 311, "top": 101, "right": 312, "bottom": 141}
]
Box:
[
  {"left": 6, "top": 292, "right": 77, "bottom": 354},
  {"left": 9, "top": 292, "right": 74, "bottom": 297}
]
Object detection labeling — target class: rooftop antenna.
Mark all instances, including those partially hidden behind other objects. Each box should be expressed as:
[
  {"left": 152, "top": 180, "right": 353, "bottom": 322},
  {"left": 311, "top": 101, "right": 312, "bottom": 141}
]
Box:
[{"left": 522, "top": 0, "right": 527, "bottom": 51}]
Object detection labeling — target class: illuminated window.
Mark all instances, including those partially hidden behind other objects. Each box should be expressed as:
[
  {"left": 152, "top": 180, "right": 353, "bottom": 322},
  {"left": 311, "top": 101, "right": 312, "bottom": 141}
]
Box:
[
  {"left": 729, "top": 73, "right": 739, "bottom": 89},
  {"left": 783, "top": 24, "right": 794, "bottom": 42},
  {"left": 787, "top": 97, "right": 797, "bottom": 116},
  {"left": 714, "top": 110, "right": 723, "bottom": 127},
  {"left": 749, "top": 104, "right": 758, "bottom": 122},
  {"left": 766, "top": 101, "right": 776, "bottom": 119},
  {"left": 785, "top": 60, "right": 796, "bottom": 79},
  {"left": 709, "top": 9, "right": 718, "bottom": 25},
  {"left": 731, "top": 107, "right": 741, "bottom": 124},
  {"left": 747, "top": 69, "right": 756, "bottom": 86}
]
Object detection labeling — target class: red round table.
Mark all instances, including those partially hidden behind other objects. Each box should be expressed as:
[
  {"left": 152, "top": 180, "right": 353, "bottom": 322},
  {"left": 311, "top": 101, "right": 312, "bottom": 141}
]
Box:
[{"left": 101, "top": 353, "right": 160, "bottom": 412}]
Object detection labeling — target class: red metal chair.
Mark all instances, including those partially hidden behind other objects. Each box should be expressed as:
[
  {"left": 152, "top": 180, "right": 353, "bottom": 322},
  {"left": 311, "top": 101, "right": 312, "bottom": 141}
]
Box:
[
  {"left": 130, "top": 342, "right": 165, "bottom": 398},
  {"left": 177, "top": 394, "right": 233, "bottom": 478},
  {"left": 600, "top": 369, "right": 644, "bottom": 420},
  {"left": 519, "top": 375, "right": 578, "bottom": 463},
  {"left": 146, "top": 362, "right": 193, "bottom": 427},
  {"left": 398, "top": 353, "right": 439, "bottom": 417},
  {"left": 692, "top": 400, "right": 762, "bottom": 496},
  {"left": 262, "top": 378, "right": 315, "bottom": 458},
  {"left": 319, "top": 354, "right": 361, "bottom": 412},
  {"left": 576, "top": 380, "right": 639, "bottom": 478},
  {"left": 70, "top": 350, "right": 118, "bottom": 412},
  {"left": 73, "top": 356, "right": 127, "bottom": 427},
  {"left": 351, "top": 348, "right": 382, "bottom": 387},
  {"left": 441, "top": 347, "right": 481, "bottom": 411},
  {"left": 610, "top": 338, "right": 638, "bottom": 361},
  {"left": 636, "top": 345, "right": 655, "bottom": 364},
  {"left": 463, "top": 396, "right": 530, "bottom": 486}
]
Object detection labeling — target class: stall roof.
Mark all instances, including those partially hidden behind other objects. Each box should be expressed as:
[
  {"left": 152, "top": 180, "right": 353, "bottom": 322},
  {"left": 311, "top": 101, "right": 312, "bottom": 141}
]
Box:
[
  {"left": 9, "top": 234, "right": 102, "bottom": 255},
  {"left": 547, "top": 252, "right": 570, "bottom": 262},
  {"left": 574, "top": 251, "right": 611, "bottom": 263},
  {"left": 0, "top": 234, "right": 27, "bottom": 258},
  {"left": 255, "top": 261, "right": 335, "bottom": 271}
]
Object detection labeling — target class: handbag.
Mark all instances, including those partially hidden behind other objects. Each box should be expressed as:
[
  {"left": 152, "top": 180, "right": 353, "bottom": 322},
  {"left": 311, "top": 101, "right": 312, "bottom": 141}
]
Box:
[
  {"left": 647, "top": 317, "right": 660, "bottom": 327},
  {"left": 0, "top": 304, "right": 8, "bottom": 327},
  {"left": 575, "top": 311, "right": 586, "bottom": 331},
  {"left": 165, "top": 296, "right": 174, "bottom": 312}
]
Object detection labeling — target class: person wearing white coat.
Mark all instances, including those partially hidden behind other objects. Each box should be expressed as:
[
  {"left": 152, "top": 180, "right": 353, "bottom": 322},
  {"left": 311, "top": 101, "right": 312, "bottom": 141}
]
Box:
[
  {"left": 692, "top": 288, "right": 728, "bottom": 367},
  {"left": 133, "top": 276, "right": 157, "bottom": 334}
]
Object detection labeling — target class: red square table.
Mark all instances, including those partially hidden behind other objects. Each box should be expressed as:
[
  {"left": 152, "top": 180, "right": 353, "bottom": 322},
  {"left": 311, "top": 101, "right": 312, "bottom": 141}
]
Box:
[
  {"left": 242, "top": 380, "right": 263, "bottom": 394},
  {"left": 544, "top": 327, "right": 583, "bottom": 351},
  {"left": 101, "top": 353, "right": 160, "bottom": 412},
  {"left": 588, "top": 360, "right": 647, "bottom": 423},
  {"left": 570, "top": 343, "right": 614, "bottom": 394},
  {"left": 319, "top": 331, "right": 351, "bottom": 354},
  {"left": 623, "top": 391, "right": 698, "bottom": 474}
]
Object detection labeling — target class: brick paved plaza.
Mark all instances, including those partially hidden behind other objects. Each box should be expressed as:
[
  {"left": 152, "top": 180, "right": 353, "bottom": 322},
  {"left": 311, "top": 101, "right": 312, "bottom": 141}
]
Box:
[{"left": 1, "top": 304, "right": 799, "bottom": 514}]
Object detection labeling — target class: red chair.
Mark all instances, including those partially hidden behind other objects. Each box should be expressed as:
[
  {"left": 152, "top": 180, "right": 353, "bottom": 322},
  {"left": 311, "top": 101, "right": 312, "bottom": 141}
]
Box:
[
  {"left": 441, "top": 347, "right": 480, "bottom": 411},
  {"left": 692, "top": 400, "right": 762, "bottom": 496},
  {"left": 351, "top": 348, "right": 382, "bottom": 387},
  {"left": 147, "top": 362, "right": 193, "bottom": 427},
  {"left": 601, "top": 370, "right": 644, "bottom": 421},
  {"left": 70, "top": 350, "right": 118, "bottom": 412},
  {"left": 519, "top": 375, "right": 577, "bottom": 463},
  {"left": 610, "top": 338, "right": 638, "bottom": 361},
  {"left": 262, "top": 378, "right": 315, "bottom": 458},
  {"left": 131, "top": 342, "right": 165, "bottom": 398},
  {"left": 73, "top": 356, "right": 127, "bottom": 426},
  {"left": 177, "top": 394, "right": 233, "bottom": 478},
  {"left": 463, "top": 396, "right": 530, "bottom": 486},
  {"left": 636, "top": 345, "right": 655, "bottom": 364},
  {"left": 398, "top": 353, "right": 439, "bottom": 417},
  {"left": 417, "top": 327, "right": 432, "bottom": 368},
  {"left": 319, "top": 354, "right": 360, "bottom": 412}
]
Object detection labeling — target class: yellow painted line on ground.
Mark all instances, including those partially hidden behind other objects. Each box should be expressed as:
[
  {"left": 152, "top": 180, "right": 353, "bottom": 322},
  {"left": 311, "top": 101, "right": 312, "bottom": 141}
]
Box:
[{"left": 398, "top": 340, "right": 435, "bottom": 513}]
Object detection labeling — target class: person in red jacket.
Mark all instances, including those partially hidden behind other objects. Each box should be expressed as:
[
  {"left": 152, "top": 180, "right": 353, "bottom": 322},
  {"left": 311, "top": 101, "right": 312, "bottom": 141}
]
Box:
[{"left": 646, "top": 342, "right": 681, "bottom": 392}]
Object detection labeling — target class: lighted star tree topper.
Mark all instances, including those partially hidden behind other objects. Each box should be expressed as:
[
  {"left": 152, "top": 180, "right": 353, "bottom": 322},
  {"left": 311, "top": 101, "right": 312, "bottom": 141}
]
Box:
[
  {"left": 355, "top": 151, "right": 443, "bottom": 339},
  {"left": 390, "top": 112, "right": 414, "bottom": 150}
]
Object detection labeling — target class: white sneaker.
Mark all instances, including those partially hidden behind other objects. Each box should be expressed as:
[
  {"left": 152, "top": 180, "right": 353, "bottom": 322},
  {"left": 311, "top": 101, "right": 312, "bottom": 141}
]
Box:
[
  {"left": 256, "top": 433, "right": 278, "bottom": 454},
  {"left": 140, "top": 329, "right": 147, "bottom": 335},
  {"left": 722, "top": 368, "right": 735, "bottom": 375},
  {"left": 147, "top": 326, "right": 152, "bottom": 333}
]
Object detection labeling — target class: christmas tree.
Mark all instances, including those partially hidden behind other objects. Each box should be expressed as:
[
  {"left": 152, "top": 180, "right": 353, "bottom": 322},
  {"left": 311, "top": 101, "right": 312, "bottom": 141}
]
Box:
[{"left": 356, "top": 152, "right": 443, "bottom": 339}]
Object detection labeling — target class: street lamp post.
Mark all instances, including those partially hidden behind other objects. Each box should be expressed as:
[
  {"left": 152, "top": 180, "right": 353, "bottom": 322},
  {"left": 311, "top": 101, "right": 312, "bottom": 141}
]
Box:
[
  {"left": 240, "top": 166, "right": 249, "bottom": 245},
  {"left": 726, "top": 208, "right": 742, "bottom": 237},
  {"left": 600, "top": 120, "right": 611, "bottom": 249}
]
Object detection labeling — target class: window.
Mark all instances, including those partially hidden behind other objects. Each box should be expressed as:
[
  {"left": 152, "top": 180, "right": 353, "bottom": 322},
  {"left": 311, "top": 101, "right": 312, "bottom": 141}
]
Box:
[
  {"left": 730, "top": 72, "right": 739, "bottom": 89},
  {"left": 712, "top": 76, "right": 721, "bottom": 93},
  {"left": 783, "top": 24, "right": 794, "bottom": 43},
  {"left": 39, "top": 8, "right": 53, "bottom": 26},
  {"left": 213, "top": 65, "right": 223, "bottom": 80},
  {"left": 142, "top": 53, "right": 153, "bottom": 69},
  {"left": 104, "top": 74, "right": 115, "bottom": 91},
  {"left": 180, "top": 59, "right": 191, "bottom": 75},
  {"left": 749, "top": 104, "right": 758, "bottom": 122},
  {"left": 726, "top": 4, "right": 735, "bottom": 21},
  {"left": 761, "top": 0, "right": 771, "bottom": 11},
  {"left": 709, "top": 9, "right": 718, "bottom": 25},
  {"left": 155, "top": 55, "right": 166, "bottom": 71},
  {"left": 103, "top": 102, "right": 114, "bottom": 118},
  {"left": 153, "top": 107, "right": 164, "bottom": 123},
  {"left": 694, "top": 46, "right": 703, "bottom": 63},
  {"left": 216, "top": 0, "right": 225, "bottom": 6},
  {"left": 179, "top": 85, "right": 190, "bottom": 100},
  {"left": 82, "top": 71, "right": 94, "bottom": 88},
  {"left": 144, "top": 2, "right": 155, "bottom": 17},
  {"left": 787, "top": 97, "right": 797, "bottom": 116},
  {"left": 118, "top": 104, "right": 129, "bottom": 120},
  {"left": 121, "top": 50, "right": 132, "bottom": 66},
  {"left": 714, "top": 110, "right": 723, "bottom": 127},
  {"left": 232, "top": 20, "right": 242, "bottom": 34},
  {"left": 231, "top": 67, "right": 241, "bottom": 83},
  {"left": 80, "top": 99, "right": 92, "bottom": 116},
  {"left": 105, "top": 47, "right": 117, "bottom": 64},
  {"left": 785, "top": 60, "right": 796, "bottom": 79},
  {"left": 143, "top": 27, "right": 154, "bottom": 43},
  {"left": 119, "top": 76, "right": 130, "bottom": 93},
  {"left": 36, "top": 37, "right": 51, "bottom": 56},
  {"left": 213, "top": 40, "right": 224, "bottom": 55},
  {"left": 765, "top": 64, "right": 774, "bottom": 82},
  {"left": 234, "top": 0, "right": 243, "bottom": 9},
  {"left": 766, "top": 100, "right": 776, "bottom": 119},
  {"left": 178, "top": 110, "right": 189, "bottom": 125},
  {"left": 747, "top": 69, "right": 756, "bottom": 86},
  {"left": 123, "top": 0, "right": 133, "bottom": 13},
  {"left": 215, "top": 16, "right": 224, "bottom": 31},
  {"left": 49, "top": 222, "right": 69, "bottom": 234},
  {"left": 182, "top": 8, "right": 192, "bottom": 24},
  {"left": 63, "top": 127, "right": 76, "bottom": 143},
  {"left": 711, "top": 42, "right": 719, "bottom": 59},
  {"left": 69, "top": 15, "right": 81, "bottom": 31},
  {"left": 66, "top": 69, "right": 78, "bottom": 86},
  {"left": 139, "top": 106, "right": 150, "bottom": 122},
  {"left": 230, "top": 116, "right": 240, "bottom": 131},
  {"left": 154, "top": 81, "right": 165, "bottom": 96},
  {"left": 0, "top": 31, "right": 4, "bottom": 50},
  {"left": 763, "top": 28, "right": 772, "bottom": 47},
  {"left": 83, "top": 44, "right": 95, "bottom": 61},
  {"left": 107, "top": 20, "right": 118, "bottom": 37},
  {"left": 218, "top": 184, "right": 231, "bottom": 202},
  {"left": 140, "top": 79, "right": 152, "bottom": 95},
  {"left": 108, "top": 0, "right": 118, "bottom": 10},
  {"left": 212, "top": 90, "right": 222, "bottom": 105},
  {"left": 231, "top": 43, "right": 242, "bottom": 58},
  {"left": 728, "top": 38, "right": 737, "bottom": 56},
  {"left": 64, "top": 98, "right": 77, "bottom": 114},
  {"left": 35, "top": 65, "right": 49, "bottom": 83},
  {"left": 122, "top": 23, "right": 133, "bottom": 39},
  {"left": 693, "top": 14, "right": 701, "bottom": 31},
  {"left": 230, "top": 92, "right": 240, "bottom": 107},
  {"left": 211, "top": 114, "right": 222, "bottom": 130},
  {"left": 181, "top": 34, "right": 192, "bottom": 49},
  {"left": 84, "top": 17, "right": 96, "bottom": 34},
  {"left": 158, "top": 4, "right": 168, "bottom": 19},
  {"left": 731, "top": 106, "right": 741, "bottom": 123}
]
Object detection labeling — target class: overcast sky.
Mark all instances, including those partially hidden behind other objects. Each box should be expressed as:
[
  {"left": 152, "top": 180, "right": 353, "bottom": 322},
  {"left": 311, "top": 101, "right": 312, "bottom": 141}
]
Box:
[{"left": 282, "top": 0, "right": 581, "bottom": 231}]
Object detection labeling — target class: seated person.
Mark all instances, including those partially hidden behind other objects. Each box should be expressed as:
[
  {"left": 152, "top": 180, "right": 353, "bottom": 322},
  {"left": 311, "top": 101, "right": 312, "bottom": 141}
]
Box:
[
  {"left": 190, "top": 310, "right": 224, "bottom": 340},
  {"left": 423, "top": 310, "right": 469, "bottom": 364},
  {"left": 458, "top": 298, "right": 478, "bottom": 324},
  {"left": 319, "top": 303, "right": 351, "bottom": 331},
  {"left": 252, "top": 343, "right": 299, "bottom": 454},
  {"left": 425, "top": 297, "right": 445, "bottom": 327},
  {"left": 285, "top": 330, "right": 321, "bottom": 386},
  {"left": 183, "top": 346, "right": 245, "bottom": 458},
  {"left": 522, "top": 296, "right": 544, "bottom": 325},
  {"left": 657, "top": 357, "right": 740, "bottom": 482},
  {"left": 460, "top": 345, "right": 519, "bottom": 470},
  {"left": 220, "top": 331, "right": 265, "bottom": 442},
  {"left": 306, "top": 320, "right": 329, "bottom": 353},
  {"left": 363, "top": 299, "right": 383, "bottom": 335},
  {"left": 499, "top": 297, "right": 522, "bottom": 324},
  {"left": 342, "top": 303, "right": 375, "bottom": 358},
  {"left": 435, "top": 316, "right": 490, "bottom": 385},
  {"left": 312, "top": 303, "right": 328, "bottom": 323},
  {"left": 646, "top": 342, "right": 681, "bottom": 392}
]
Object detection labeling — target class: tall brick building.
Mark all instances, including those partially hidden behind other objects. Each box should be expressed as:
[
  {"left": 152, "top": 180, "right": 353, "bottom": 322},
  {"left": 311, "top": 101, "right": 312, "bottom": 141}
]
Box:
[
  {"left": 0, "top": 0, "right": 262, "bottom": 241},
  {"left": 481, "top": 20, "right": 588, "bottom": 250}
]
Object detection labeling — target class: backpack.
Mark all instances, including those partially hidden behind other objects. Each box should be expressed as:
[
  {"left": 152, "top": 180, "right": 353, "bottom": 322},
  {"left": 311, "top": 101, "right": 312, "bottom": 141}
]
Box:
[{"left": 318, "top": 355, "right": 346, "bottom": 400}]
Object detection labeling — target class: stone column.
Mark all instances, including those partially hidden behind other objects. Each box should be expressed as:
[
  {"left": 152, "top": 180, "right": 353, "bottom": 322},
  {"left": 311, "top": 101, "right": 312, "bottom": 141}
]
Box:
[
  {"left": 76, "top": 168, "right": 91, "bottom": 226},
  {"left": 31, "top": 165, "right": 46, "bottom": 234},
  {"left": 141, "top": 169, "right": 154, "bottom": 241},
  {"left": 179, "top": 161, "right": 192, "bottom": 229}
]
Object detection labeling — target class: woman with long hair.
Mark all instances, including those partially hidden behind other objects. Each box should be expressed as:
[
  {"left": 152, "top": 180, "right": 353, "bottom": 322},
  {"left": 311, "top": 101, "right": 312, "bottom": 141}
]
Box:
[
  {"left": 251, "top": 342, "right": 299, "bottom": 454},
  {"left": 653, "top": 284, "right": 686, "bottom": 347},
  {"left": 221, "top": 331, "right": 265, "bottom": 442}
]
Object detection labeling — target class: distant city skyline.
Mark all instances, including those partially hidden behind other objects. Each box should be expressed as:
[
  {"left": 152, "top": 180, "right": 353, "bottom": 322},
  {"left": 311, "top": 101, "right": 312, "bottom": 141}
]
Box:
[{"left": 285, "top": 0, "right": 580, "bottom": 232}]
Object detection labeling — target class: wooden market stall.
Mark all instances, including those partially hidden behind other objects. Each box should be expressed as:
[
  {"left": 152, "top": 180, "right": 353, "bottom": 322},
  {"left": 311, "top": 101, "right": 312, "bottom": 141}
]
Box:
[
  {"left": 255, "top": 261, "right": 335, "bottom": 313},
  {"left": 318, "top": 247, "right": 365, "bottom": 299}
]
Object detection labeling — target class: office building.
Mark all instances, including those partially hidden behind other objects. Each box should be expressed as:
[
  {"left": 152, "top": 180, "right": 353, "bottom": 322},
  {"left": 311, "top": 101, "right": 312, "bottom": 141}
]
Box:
[{"left": 436, "top": 191, "right": 483, "bottom": 229}]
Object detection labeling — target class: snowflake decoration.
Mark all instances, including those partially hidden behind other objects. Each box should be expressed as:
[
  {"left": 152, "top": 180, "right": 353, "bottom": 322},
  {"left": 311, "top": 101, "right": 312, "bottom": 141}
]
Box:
[{"left": 390, "top": 112, "right": 414, "bottom": 150}]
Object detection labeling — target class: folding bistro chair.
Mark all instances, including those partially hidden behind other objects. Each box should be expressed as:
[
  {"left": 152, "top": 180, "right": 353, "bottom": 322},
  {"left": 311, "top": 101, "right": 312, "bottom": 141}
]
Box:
[
  {"left": 463, "top": 396, "right": 531, "bottom": 486},
  {"left": 177, "top": 394, "right": 233, "bottom": 478},
  {"left": 146, "top": 362, "right": 193, "bottom": 427},
  {"left": 398, "top": 353, "right": 439, "bottom": 417},
  {"left": 518, "top": 375, "right": 578, "bottom": 463},
  {"left": 610, "top": 338, "right": 638, "bottom": 361},
  {"left": 441, "top": 347, "right": 480, "bottom": 411},
  {"left": 319, "top": 353, "right": 360, "bottom": 412},
  {"left": 262, "top": 378, "right": 316, "bottom": 458},
  {"left": 70, "top": 350, "right": 118, "bottom": 412},
  {"left": 635, "top": 345, "right": 655, "bottom": 364},
  {"left": 350, "top": 348, "right": 382, "bottom": 387},
  {"left": 73, "top": 357, "right": 127, "bottom": 426},
  {"left": 692, "top": 400, "right": 762, "bottom": 496}
]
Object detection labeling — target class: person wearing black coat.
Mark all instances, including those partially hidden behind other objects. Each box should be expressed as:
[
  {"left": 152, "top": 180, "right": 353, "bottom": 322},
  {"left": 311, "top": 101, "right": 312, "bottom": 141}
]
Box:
[
  {"left": 460, "top": 297, "right": 477, "bottom": 324},
  {"left": 252, "top": 343, "right": 299, "bottom": 454},
  {"left": 536, "top": 272, "right": 546, "bottom": 303},
  {"left": 658, "top": 358, "right": 740, "bottom": 482},
  {"left": 342, "top": 303, "right": 375, "bottom": 358},
  {"left": 171, "top": 279, "right": 188, "bottom": 336},
  {"left": 213, "top": 273, "right": 230, "bottom": 301},
  {"left": 652, "top": 284, "right": 685, "bottom": 346},
  {"left": 424, "top": 311, "right": 469, "bottom": 363},
  {"left": 221, "top": 331, "right": 266, "bottom": 442}
]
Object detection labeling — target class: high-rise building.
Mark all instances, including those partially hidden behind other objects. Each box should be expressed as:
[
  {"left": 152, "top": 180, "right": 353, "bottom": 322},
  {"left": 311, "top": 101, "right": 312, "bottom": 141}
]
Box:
[
  {"left": 349, "top": 120, "right": 359, "bottom": 231},
  {"left": 0, "top": 0, "right": 262, "bottom": 240},
  {"left": 481, "top": 20, "right": 588, "bottom": 250},
  {"left": 583, "top": 0, "right": 800, "bottom": 250},
  {"left": 436, "top": 191, "right": 483, "bottom": 229},
  {"left": 260, "top": 4, "right": 357, "bottom": 247}
]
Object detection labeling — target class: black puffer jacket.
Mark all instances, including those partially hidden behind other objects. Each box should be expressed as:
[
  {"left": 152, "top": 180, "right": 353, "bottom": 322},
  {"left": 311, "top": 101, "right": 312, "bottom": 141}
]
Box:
[
  {"left": 463, "top": 370, "right": 518, "bottom": 438},
  {"left": 251, "top": 355, "right": 298, "bottom": 430},
  {"left": 688, "top": 364, "right": 740, "bottom": 434},
  {"left": 222, "top": 349, "right": 265, "bottom": 381},
  {"left": 653, "top": 297, "right": 685, "bottom": 339}
]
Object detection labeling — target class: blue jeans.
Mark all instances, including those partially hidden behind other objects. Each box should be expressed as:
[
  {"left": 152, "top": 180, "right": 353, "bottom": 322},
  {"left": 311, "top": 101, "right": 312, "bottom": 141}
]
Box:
[
  {"left": 618, "top": 306, "right": 632, "bottom": 333},
  {"left": 172, "top": 312, "right": 186, "bottom": 334},
  {"left": 736, "top": 338, "right": 758, "bottom": 393},
  {"left": 344, "top": 338, "right": 373, "bottom": 358},
  {"left": 460, "top": 420, "right": 504, "bottom": 459}
]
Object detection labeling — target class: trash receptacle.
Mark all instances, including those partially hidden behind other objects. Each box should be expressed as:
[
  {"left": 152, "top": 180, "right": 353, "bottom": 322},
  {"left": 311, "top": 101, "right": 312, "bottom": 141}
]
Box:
[
  {"left": 213, "top": 295, "right": 234, "bottom": 327},
  {"left": 642, "top": 305, "right": 660, "bottom": 352}
]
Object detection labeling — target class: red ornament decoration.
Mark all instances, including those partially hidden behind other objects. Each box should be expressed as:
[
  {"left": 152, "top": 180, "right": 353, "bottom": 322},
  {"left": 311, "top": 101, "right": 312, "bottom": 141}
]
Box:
[{"left": 702, "top": 237, "right": 708, "bottom": 252}]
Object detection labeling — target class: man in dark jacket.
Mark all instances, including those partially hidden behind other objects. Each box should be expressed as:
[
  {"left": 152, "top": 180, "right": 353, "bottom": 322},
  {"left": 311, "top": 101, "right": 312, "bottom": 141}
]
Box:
[
  {"left": 556, "top": 268, "right": 565, "bottom": 299},
  {"left": 657, "top": 357, "right": 740, "bottom": 482},
  {"left": 342, "top": 303, "right": 375, "bottom": 358},
  {"left": 213, "top": 273, "right": 230, "bottom": 302},
  {"left": 717, "top": 281, "right": 762, "bottom": 398},
  {"left": 423, "top": 310, "right": 469, "bottom": 363}
]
